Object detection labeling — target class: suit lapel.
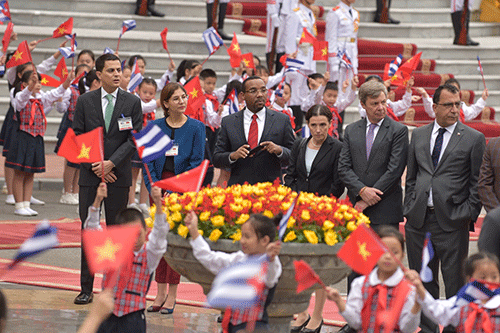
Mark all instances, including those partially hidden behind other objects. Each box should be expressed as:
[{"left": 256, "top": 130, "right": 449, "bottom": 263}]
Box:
[
  {"left": 367, "top": 117, "right": 389, "bottom": 166},
  {"left": 436, "top": 122, "right": 465, "bottom": 170},
  {"left": 92, "top": 90, "right": 105, "bottom": 126},
  {"left": 357, "top": 118, "right": 368, "bottom": 168},
  {"left": 310, "top": 137, "right": 331, "bottom": 172},
  {"left": 261, "top": 108, "right": 275, "bottom": 143},
  {"left": 234, "top": 111, "right": 247, "bottom": 146},
  {"left": 421, "top": 123, "right": 434, "bottom": 170}
]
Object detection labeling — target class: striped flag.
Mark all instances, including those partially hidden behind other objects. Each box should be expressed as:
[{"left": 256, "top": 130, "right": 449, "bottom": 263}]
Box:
[
  {"left": 453, "top": 280, "right": 500, "bottom": 308},
  {"left": 225, "top": 89, "right": 240, "bottom": 115},
  {"left": 419, "top": 232, "right": 434, "bottom": 283},
  {"left": 127, "top": 58, "right": 143, "bottom": 93},
  {"left": 285, "top": 58, "right": 304, "bottom": 70},
  {"left": 0, "top": 0, "right": 11, "bottom": 24},
  {"left": 103, "top": 47, "right": 114, "bottom": 55},
  {"left": 132, "top": 123, "right": 173, "bottom": 163},
  {"left": 278, "top": 193, "right": 299, "bottom": 240},
  {"left": 340, "top": 52, "right": 353, "bottom": 69},
  {"left": 202, "top": 27, "right": 224, "bottom": 56},
  {"left": 8, "top": 220, "right": 59, "bottom": 269},
  {"left": 388, "top": 54, "right": 403, "bottom": 77},
  {"left": 301, "top": 125, "right": 311, "bottom": 138},
  {"left": 59, "top": 46, "right": 75, "bottom": 59},
  {"left": 119, "top": 19, "right": 136, "bottom": 37}
]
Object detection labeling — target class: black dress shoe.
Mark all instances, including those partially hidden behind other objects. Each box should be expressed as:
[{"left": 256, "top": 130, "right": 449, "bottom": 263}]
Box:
[
  {"left": 217, "top": 315, "right": 223, "bottom": 323},
  {"left": 74, "top": 292, "right": 93, "bottom": 304},
  {"left": 337, "top": 324, "right": 356, "bottom": 333},
  {"left": 217, "top": 29, "right": 232, "bottom": 40},
  {"left": 388, "top": 17, "right": 400, "bottom": 24},
  {"left": 301, "top": 319, "right": 323, "bottom": 333},
  {"left": 149, "top": 8, "right": 165, "bottom": 17},
  {"left": 290, "top": 315, "right": 311, "bottom": 333}
]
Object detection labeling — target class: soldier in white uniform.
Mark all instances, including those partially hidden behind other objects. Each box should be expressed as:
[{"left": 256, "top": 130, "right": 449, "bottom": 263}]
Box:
[
  {"left": 284, "top": 0, "right": 317, "bottom": 130},
  {"left": 450, "top": 0, "right": 478, "bottom": 45},
  {"left": 275, "top": 0, "right": 298, "bottom": 73},
  {"left": 266, "top": 0, "right": 282, "bottom": 73},
  {"left": 206, "top": 0, "right": 231, "bottom": 40}
]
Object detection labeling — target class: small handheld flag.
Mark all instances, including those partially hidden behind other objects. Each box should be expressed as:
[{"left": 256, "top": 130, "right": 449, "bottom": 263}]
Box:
[
  {"left": 117, "top": 19, "right": 136, "bottom": 52},
  {"left": 127, "top": 58, "right": 143, "bottom": 93},
  {"left": 53, "top": 17, "right": 73, "bottom": 39},
  {"left": 285, "top": 57, "right": 304, "bottom": 70},
  {"left": 132, "top": 123, "right": 174, "bottom": 163},
  {"left": 453, "top": 280, "right": 500, "bottom": 308},
  {"left": 154, "top": 159, "right": 209, "bottom": 193},
  {"left": 8, "top": 220, "right": 59, "bottom": 269},
  {"left": 294, "top": 260, "right": 326, "bottom": 293},
  {"left": 388, "top": 54, "right": 403, "bottom": 77},
  {"left": 226, "top": 32, "right": 242, "bottom": 68},
  {"left": 340, "top": 52, "right": 353, "bottom": 69},
  {"left": 202, "top": 27, "right": 224, "bottom": 56},
  {"left": 313, "top": 40, "right": 328, "bottom": 61},
  {"left": 225, "top": 89, "right": 240, "bottom": 115},
  {"left": 278, "top": 193, "right": 299, "bottom": 241},
  {"left": 40, "top": 74, "right": 62, "bottom": 87},
  {"left": 103, "top": 47, "right": 114, "bottom": 55},
  {"left": 241, "top": 53, "right": 256, "bottom": 71},
  {"left": 420, "top": 232, "right": 434, "bottom": 283},
  {"left": 0, "top": 0, "right": 11, "bottom": 24},
  {"left": 477, "top": 56, "right": 487, "bottom": 90},
  {"left": 59, "top": 46, "right": 75, "bottom": 59},
  {"left": 299, "top": 27, "right": 316, "bottom": 45},
  {"left": 160, "top": 27, "right": 173, "bottom": 62},
  {"left": 57, "top": 127, "right": 104, "bottom": 164},
  {"left": 1, "top": 21, "right": 13, "bottom": 54},
  {"left": 5, "top": 40, "right": 33, "bottom": 68},
  {"left": 71, "top": 70, "right": 87, "bottom": 86},
  {"left": 54, "top": 57, "right": 68, "bottom": 80},
  {"left": 184, "top": 76, "right": 206, "bottom": 122}
]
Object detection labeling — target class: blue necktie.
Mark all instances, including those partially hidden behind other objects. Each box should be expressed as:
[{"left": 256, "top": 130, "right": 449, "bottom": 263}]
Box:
[{"left": 431, "top": 128, "right": 446, "bottom": 168}]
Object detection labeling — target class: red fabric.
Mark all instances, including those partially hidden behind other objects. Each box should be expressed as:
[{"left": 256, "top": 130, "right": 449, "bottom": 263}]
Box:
[
  {"left": 57, "top": 127, "right": 103, "bottom": 164},
  {"left": 17, "top": 99, "right": 46, "bottom": 137},
  {"left": 299, "top": 27, "right": 317, "bottom": 44},
  {"left": 386, "top": 106, "right": 398, "bottom": 121},
  {"left": 154, "top": 159, "right": 209, "bottom": 193},
  {"left": 52, "top": 17, "right": 73, "bottom": 38},
  {"left": 241, "top": 52, "right": 256, "bottom": 70},
  {"left": 227, "top": 33, "right": 242, "bottom": 68},
  {"left": 248, "top": 114, "right": 258, "bottom": 149},
  {"left": 143, "top": 112, "right": 155, "bottom": 128},
  {"left": 462, "top": 303, "right": 494, "bottom": 333},
  {"left": 67, "top": 86, "right": 80, "bottom": 121},
  {"left": 40, "top": 74, "right": 62, "bottom": 88},
  {"left": 184, "top": 76, "right": 206, "bottom": 122},
  {"left": 327, "top": 105, "right": 340, "bottom": 139},
  {"left": 362, "top": 284, "right": 388, "bottom": 332},
  {"left": 2, "top": 21, "right": 13, "bottom": 54},
  {"left": 313, "top": 40, "right": 329, "bottom": 61},
  {"left": 160, "top": 27, "right": 168, "bottom": 51},
  {"left": 155, "top": 257, "right": 181, "bottom": 284},
  {"left": 54, "top": 58, "right": 68, "bottom": 80},
  {"left": 294, "top": 260, "right": 324, "bottom": 293},
  {"left": 6, "top": 40, "right": 33, "bottom": 68},
  {"left": 391, "top": 52, "right": 422, "bottom": 87}
]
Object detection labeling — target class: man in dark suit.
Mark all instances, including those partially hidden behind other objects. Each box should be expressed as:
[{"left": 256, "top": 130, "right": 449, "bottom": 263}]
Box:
[
  {"left": 404, "top": 84, "right": 485, "bottom": 333},
  {"left": 213, "top": 76, "right": 295, "bottom": 185},
  {"left": 338, "top": 80, "right": 408, "bottom": 228},
  {"left": 478, "top": 136, "right": 500, "bottom": 212},
  {"left": 72, "top": 54, "right": 143, "bottom": 304}
]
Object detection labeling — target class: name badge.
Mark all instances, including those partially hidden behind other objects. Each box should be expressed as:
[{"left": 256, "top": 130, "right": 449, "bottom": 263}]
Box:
[
  {"left": 165, "top": 144, "right": 179, "bottom": 156},
  {"left": 118, "top": 117, "right": 133, "bottom": 131}
]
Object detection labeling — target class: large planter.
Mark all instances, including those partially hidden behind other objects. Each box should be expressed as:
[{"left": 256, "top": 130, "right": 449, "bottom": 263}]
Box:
[{"left": 165, "top": 233, "right": 351, "bottom": 331}]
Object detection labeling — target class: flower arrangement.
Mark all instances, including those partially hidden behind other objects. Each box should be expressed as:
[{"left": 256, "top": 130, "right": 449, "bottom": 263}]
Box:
[{"left": 146, "top": 180, "right": 370, "bottom": 245}]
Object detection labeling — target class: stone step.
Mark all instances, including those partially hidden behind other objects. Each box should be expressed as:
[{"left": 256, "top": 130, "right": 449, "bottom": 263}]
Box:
[
  {"left": 357, "top": 8, "right": 451, "bottom": 24},
  {"left": 435, "top": 59, "right": 500, "bottom": 76},
  {"left": 453, "top": 75, "right": 500, "bottom": 91},
  {"left": 338, "top": 0, "right": 449, "bottom": 8}
]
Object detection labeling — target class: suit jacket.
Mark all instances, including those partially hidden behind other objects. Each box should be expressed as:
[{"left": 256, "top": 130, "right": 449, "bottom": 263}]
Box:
[
  {"left": 213, "top": 108, "right": 295, "bottom": 186},
  {"left": 73, "top": 88, "right": 143, "bottom": 188},
  {"left": 478, "top": 137, "right": 500, "bottom": 212},
  {"left": 404, "top": 121, "right": 485, "bottom": 231},
  {"left": 338, "top": 116, "right": 408, "bottom": 225},
  {"left": 284, "top": 136, "right": 344, "bottom": 197}
]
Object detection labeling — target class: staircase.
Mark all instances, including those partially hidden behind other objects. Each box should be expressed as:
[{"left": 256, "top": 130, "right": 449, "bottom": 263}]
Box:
[{"left": 1, "top": 0, "right": 500, "bottom": 152}]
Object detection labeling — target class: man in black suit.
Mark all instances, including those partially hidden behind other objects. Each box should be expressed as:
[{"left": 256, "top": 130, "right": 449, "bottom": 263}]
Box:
[
  {"left": 213, "top": 76, "right": 295, "bottom": 185},
  {"left": 72, "top": 54, "right": 143, "bottom": 304}
]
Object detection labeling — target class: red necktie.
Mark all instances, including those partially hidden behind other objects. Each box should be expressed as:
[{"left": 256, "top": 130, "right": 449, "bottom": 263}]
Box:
[
  {"left": 459, "top": 108, "right": 465, "bottom": 123},
  {"left": 248, "top": 114, "right": 258, "bottom": 149},
  {"left": 464, "top": 303, "right": 493, "bottom": 333}
]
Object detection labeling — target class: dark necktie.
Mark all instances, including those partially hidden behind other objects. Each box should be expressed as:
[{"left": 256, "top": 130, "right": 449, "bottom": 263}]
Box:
[
  {"left": 349, "top": 9, "right": 353, "bottom": 18},
  {"left": 248, "top": 114, "right": 258, "bottom": 149},
  {"left": 432, "top": 128, "right": 447, "bottom": 168},
  {"left": 366, "top": 123, "right": 378, "bottom": 160}
]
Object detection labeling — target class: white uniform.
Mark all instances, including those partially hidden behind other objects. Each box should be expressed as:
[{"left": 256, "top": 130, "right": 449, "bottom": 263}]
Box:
[
  {"left": 266, "top": 0, "right": 283, "bottom": 53},
  {"left": 276, "top": 0, "right": 299, "bottom": 53},
  {"left": 422, "top": 96, "right": 486, "bottom": 121},
  {"left": 450, "top": 0, "right": 474, "bottom": 12}
]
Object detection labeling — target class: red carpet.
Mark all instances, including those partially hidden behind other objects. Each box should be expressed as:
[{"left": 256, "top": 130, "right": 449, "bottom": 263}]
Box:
[{"left": 0, "top": 218, "right": 82, "bottom": 249}]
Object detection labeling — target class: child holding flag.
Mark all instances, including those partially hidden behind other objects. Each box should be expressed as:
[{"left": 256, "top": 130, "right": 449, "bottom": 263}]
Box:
[
  {"left": 325, "top": 226, "right": 421, "bottom": 333},
  {"left": 184, "top": 211, "right": 282, "bottom": 332},
  {"left": 6, "top": 70, "right": 73, "bottom": 216},
  {"left": 127, "top": 55, "right": 175, "bottom": 91},
  {"left": 176, "top": 59, "right": 202, "bottom": 85}
]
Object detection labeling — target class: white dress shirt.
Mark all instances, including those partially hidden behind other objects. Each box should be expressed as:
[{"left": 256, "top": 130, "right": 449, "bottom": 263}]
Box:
[
  {"left": 243, "top": 107, "right": 266, "bottom": 143},
  {"left": 366, "top": 118, "right": 385, "bottom": 143},
  {"left": 100, "top": 87, "right": 118, "bottom": 119}
]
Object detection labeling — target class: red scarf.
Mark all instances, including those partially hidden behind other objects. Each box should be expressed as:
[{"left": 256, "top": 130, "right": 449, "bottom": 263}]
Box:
[{"left": 464, "top": 303, "right": 493, "bottom": 333}]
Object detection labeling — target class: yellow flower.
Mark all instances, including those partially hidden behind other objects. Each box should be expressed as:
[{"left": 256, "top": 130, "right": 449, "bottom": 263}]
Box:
[
  {"left": 338, "top": 204, "right": 349, "bottom": 213},
  {"left": 346, "top": 221, "right": 357, "bottom": 231},
  {"left": 322, "top": 220, "right": 334, "bottom": 231},
  {"left": 325, "top": 230, "right": 338, "bottom": 246},
  {"left": 263, "top": 210, "right": 274, "bottom": 218},
  {"left": 149, "top": 204, "right": 156, "bottom": 220},
  {"left": 281, "top": 201, "right": 291, "bottom": 211},
  {"left": 170, "top": 203, "right": 182, "bottom": 212},
  {"left": 199, "top": 211, "right": 211, "bottom": 222},
  {"left": 303, "top": 230, "right": 318, "bottom": 244},
  {"left": 185, "top": 204, "right": 193, "bottom": 211},
  {"left": 145, "top": 217, "right": 154, "bottom": 228},
  {"left": 230, "top": 203, "right": 243, "bottom": 213},
  {"left": 334, "top": 212, "right": 344, "bottom": 221},
  {"left": 343, "top": 212, "right": 353, "bottom": 221},
  {"left": 283, "top": 230, "right": 297, "bottom": 242},
  {"left": 209, "top": 229, "right": 222, "bottom": 242},
  {"left": 230, "top": 229, "right": 242, "bottom": 243},
  {"left": 235, "top": 214, "right": 250, "bottom": 225},
  {"left": 325, "top": 203, "right": 333, "bottom": 211},
  {"left": 167, "top": 216, "right": 175, "bottom": 229},
  {"left": 301, "top": 210, "right": 311, "bottom": 221},
  {"left": 211, "top": 215, "right": 225, "bottom": 227},
  {"left": 253, "top": 202, "right": 262, "bottom": 210},
  {"left": 241, "top": 199, "right": 252, "bottom": 209},
  {"left": 287, "top": 216, "right": 296, "bottom": 228},
  {"left": 198, "top": 229, "right": 204, "bottom": 236},
  {"left": 171, "top": 211, "right": 183, "bottom": 223},
  {"left": 177, "top": 224, "right": 189, "bottom": 238},
  {"left": 277, "top": 186, "right": 290, "bottom": 196}
]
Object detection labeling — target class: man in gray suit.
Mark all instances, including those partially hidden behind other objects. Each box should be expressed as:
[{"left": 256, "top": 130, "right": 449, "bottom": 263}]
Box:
[
  {"left": 338, "top": 80, "right": 408, "bottom": 228},
  {"left": 404, "top": 84, "right": 485, "bottom": 333}
]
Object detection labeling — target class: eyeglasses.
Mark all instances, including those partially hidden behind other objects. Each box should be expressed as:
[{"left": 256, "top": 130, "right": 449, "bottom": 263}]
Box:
[
  {"left": 170, "top": 94, "right": 188, "bottom": 103},
  {"left": 245, "top": 88, "right": 267, "bottom": 95},
  {"left": 435, "top": 102, "right": 461, "bottom": 110}
]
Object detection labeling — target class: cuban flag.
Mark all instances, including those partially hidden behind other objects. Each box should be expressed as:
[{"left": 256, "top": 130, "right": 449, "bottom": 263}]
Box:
[
  {"left": 119, "top": 19, "right": 136, "bottom": 37},
  {"left": 132, "top": 123, "right": 174, "bottom": 163},
  {"left": 419, "top": 232, "right": 434, "bottom": 283},
  {"left": 388, "top": 54, "right": 403, "bottom": 77},
  {"left": 59, "top": 46, "right": 76, "bottom": 59},
  {"left": 207, "top": 255, "right": 269, "bottom": 310},
  {"left": 127, "top": 58, "right": 143, "bottom": 93},
  {"left": 278, "top": 193, "right": 299, "bottom": 240},
  {"left": 226, "top": 89, "right": 240, "bottom": 115},
  {"left": 202, "top": 27, "right": 224, "bottom": 56},
  {"left": 103, "top": 47, "right": 114, "bottom": 55},
  {"left": 340, "top": 51, "right": 353, "bottom": 69},
  {"left": 285, "top": 58, "right": 304, "bottom": 70},
  {"left": 0, "top": 0, "right": 11, "bottom": 23},
  {"left": 301, "top": 125, "right": 311, "bottom": 138},
  {"left": 453, "top": 280, "right": 500, "bottom": 308},
  {"left": 8, "top": 220, "right": 59, "bottom": 269}
]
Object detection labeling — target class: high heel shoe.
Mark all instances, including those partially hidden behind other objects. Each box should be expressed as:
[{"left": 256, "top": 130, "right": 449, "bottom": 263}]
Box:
[
  {"left": 301, "top": 319, "right": 323, "bottom": 333},
  {"left": 146, "top": 299, "right": 166, "bottom": 312},
  {"left": 290, "top": 315, "right": 310, "bottom": 333},
  {"left": 160, "top": 301, "right": 176, "bottom": 314}
]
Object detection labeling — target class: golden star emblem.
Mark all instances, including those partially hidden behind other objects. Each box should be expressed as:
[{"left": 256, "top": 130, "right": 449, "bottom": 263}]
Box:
[
  {"left": 13, "top": 50, "right": 23, "bottom": 61},
  {"left": 301, "top": 32, "right": 305, "bottom": 39},
  {"left": 242, "top": 59, "right": 250, "bottom": 67},
  {"left": 41, "top": 77, "right": 48, "bottom": 85},
  {"left": 77, "top": 143, "right": 91, "bottom": 159},
  {"left": 357, "top": 241, "right": 371, "bottom": 261},
  {"left": 58, "top": 27, "right": 65, "bottom": 35},
  {"left": 321, "top": 47, "right": 328, "bottom": 56},
  {"left": 232, "top": 43, "right": 240, "bottom": 52},
  {"left": 95, "top": 238, "right": 122, "bottom": 263},
  {"left": 62, "top": 68, "right": 68, "bottom": 77},
  {"left": 190, "top": 88, "right": 198, "bottom": 99}
]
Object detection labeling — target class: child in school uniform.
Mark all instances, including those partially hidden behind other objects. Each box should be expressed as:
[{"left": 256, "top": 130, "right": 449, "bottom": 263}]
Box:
[
  {"left": 270, "top": 82, "right": 295, "bottom": 129},
  {"left": 127, "top": 55, "right": 176, "bottom": 92},
  {"left": 77, "top": 49, "right": 96, "bottom": 70},
  {"left": 55, "top": 64, "right": 91, "bottom": 205},
  {"left": 184, "top": 211, "right": 282, "bottom": 333},
  {"left": 176, "top": 59, "right": 202, "bottom": 85},
  {"left": 83, "top": 183, "right": 168, "bottom": 333},
  {"left": 405, "top": 252, "right": 500, "bottom": 333},
  {"left": 6, "top": 70, "right": 72, "bottom": 216},
  {"left": 326, "top": 226, "right": 421, "bottom": 333}
]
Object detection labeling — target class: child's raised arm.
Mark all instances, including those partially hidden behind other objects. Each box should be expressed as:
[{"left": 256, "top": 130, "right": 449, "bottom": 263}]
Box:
[
  {"left": 151, "top": 186, "right": 163, "bottom": 216},
  {"left": 184, "top": 210, "right": 199, "bottom": 240},
  {"left": 266, "top": 241, "right": 281, "bottom": 262},
  {"left": 84, "top": 183, "right": 107, "bottom": 230},
  {"left": 325, "top": 286, "right": 346, "bottom": 312}
]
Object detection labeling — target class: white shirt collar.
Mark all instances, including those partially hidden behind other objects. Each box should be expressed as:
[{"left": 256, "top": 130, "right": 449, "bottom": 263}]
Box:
[
  {"left": 244, "top": 107, "right": 266, "bottom": 120},
  {"left": 101, "top": 87, "right": 118, "bottom": 100},
  {"left": 432, "top": 120, "right": 457, "bottom": 135},
  {"left": 366, "top": 117, "right": 384, "bottom": 129},
  {"left": 299, "top": 3, "right": 313, "bottom": 14},
  {"left": 339, "top": 1, "right": 353, "bottom": 11},
  {"left": 368, "top": 267, "right": 404, "bottom": 287}
]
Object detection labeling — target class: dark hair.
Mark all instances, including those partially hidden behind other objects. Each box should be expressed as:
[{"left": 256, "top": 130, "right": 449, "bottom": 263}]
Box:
[
  {"left": 77, "top": 49, "right": 95, "bottom": 63},
  {"left": 305, "top": 104, "right": 332, "bottom": 123},
  {"left": 255, "top": 65, "right": 269, "bottom": 75},
  {"left": 247, "top": 213, "right": 282, "bottom": 241},
  {"left": 95, "top": 54, "right": 120, "bottom": 72},
  {"left": 433, "top": 84, "right": 460, "bottom": 104},
  {"left": 115, "top": 208, "right": 146, "bottom": 228},
  {"left": 253, "top": 55, "right": 261, "bottom": 66},
  {"left": 365, "top": 75, "right": 383, "bottom": 83},
  {"left": 444, "top": 78, "right": 460, "bottom": 90},
  {"left": 222, "top": 80, "right": 243, "bottom": 102},
  {"left": 176, "top": 59, "right": 201, "bottom": 82},
  {"left": 80, "top": 70, "right": 100, "bottom": 94},
  {"left": 14, "top": 70, "right": 41, "bottom": 96},
  {"left": 11, "top": 62, "right": 34, "bottom": 90},
  {"left": 242, "top": 76, "right": 265, "bottom": 93},
  {"left": 160, "top": 82, "right": 187, "bottom": 116},
  {"left": 128, "top": 54, "right": 146, "bottom": 68},
  {"left": 199, "top": 68, "right": 217, "bottom": 81},
  {"left": 376, "top": 225, "right": 405, "bottom": 252},
  {"left": 139, "top": 77, "right": 158, "bottom": 91},
  {"left": 324, "top": 81, "right": 338, "bottom": 92},
  {"left": 463, "top": 252, "right": 500, "bottom": 280},
  {"left": 306, "top": 73, "right": 324, "bottom": 90},
  {"left": 75, "top": 64, "right": 90, "bottom": 76}
]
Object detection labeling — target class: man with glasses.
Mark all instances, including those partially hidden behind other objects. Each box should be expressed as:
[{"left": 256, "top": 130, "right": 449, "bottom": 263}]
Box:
[
  {"left": 404, "top": 84, "right": 485, "bottom": 333},
  {"left": 213, "top": 76, "right": 295, "bottom": 185}
]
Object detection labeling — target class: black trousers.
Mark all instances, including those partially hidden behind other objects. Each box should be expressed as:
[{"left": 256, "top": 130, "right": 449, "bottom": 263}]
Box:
[
  {"left": 79, "top": 184, "right": 129, "bottom": 294},
  {"left": 98, "top": 310, "right": 146, "bottom": 333},
  {"left": 405, "top": 208, "right": 469, "bottom": 333}
]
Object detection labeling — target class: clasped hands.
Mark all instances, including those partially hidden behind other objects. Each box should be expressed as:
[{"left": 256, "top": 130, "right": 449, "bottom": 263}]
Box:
[
  {"left": 355, "top": 187, "right": 383, "bottom": 212},
  {"left": 230, "top": 142, "right": 282, "bottom": 161},
  {"left": 92, "top": 160, "right": 116, "bottom": 183}
]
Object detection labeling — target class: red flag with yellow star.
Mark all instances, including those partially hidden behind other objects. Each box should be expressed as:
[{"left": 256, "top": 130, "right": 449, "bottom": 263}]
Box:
[
  {"left": 52, "top": 17, "right": 73, "bottom": 38},
  {"left": 82, "top": 223, "right": 141, "bottom": 274},
  {"left": 337, "top": 223, "right": 387, "bottom": 275},
  {"left": 40, "top": 74, "right": 62, "bottom": 88},
  {"left": 154, "top": 159, "right": 209, "bottom": 192},
  {"left": 183, "top": 76, "right": 206, "bottom": 122},
  {"left": 5, "top": 40, "right": 32, "bottom": 68},
  {"left": 240, "top": 53, "right": 255, "bottom": 70},
  {"left": 227, "top": 32, "right": 242, "bottom": 68},
  {"left": 2, "top": 21, "right": 13, "bottom": 54},
  {"left": 313, "top": 40, "right": 328, "bottom": 61},
  {"left": 54, "top": 58, "right": 68, "bottom": 80},
  {"left": 57, "top": 127, "right": 104, "bottom": 164},
  {"left": 390, "top": 52, "right": 422, "bottom": 87},
  {"left": 299, "top": 27, "right": 317, "bottom": 45}
]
